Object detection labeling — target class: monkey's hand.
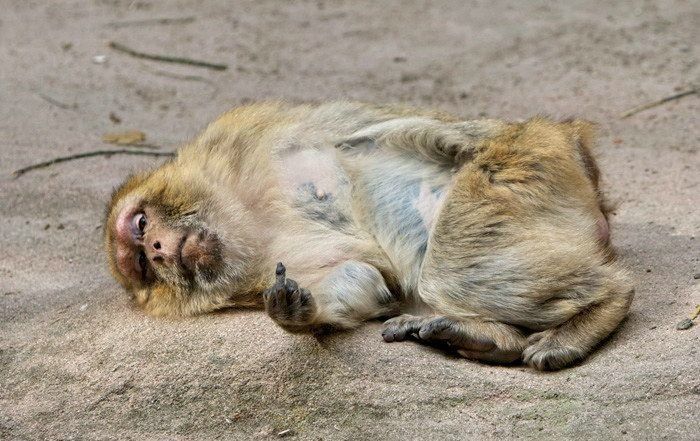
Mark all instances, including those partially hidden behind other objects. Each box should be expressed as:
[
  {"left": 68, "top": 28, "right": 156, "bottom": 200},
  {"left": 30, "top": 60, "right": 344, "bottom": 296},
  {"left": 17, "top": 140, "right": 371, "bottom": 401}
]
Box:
[{"left": 263, "top": 263, "right": 317, "bottom": 333}]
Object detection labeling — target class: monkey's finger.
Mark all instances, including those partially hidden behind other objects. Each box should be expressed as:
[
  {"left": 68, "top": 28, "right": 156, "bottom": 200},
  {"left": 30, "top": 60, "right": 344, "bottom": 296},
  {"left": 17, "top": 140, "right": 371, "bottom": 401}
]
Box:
[
  {"left": 285, "top": 277, "right": 299, "bottom": 294},
  {"left": 288, "top": 289, "right": 301, "bottom": 306},
  {"left": 417, "top": 317, "right": 453, "bottom": 340},
  {"left": 275, "top": 262, "right": 286, "bottom": 285},
  {"left": 382, "top": 323, "right": 415, "bottom": 342},
  {"left": 299, "top": 288, "right": 312, "bottom": 306},
  {"left": 381, "top": 327, "right": 402, "bottom": 342}
]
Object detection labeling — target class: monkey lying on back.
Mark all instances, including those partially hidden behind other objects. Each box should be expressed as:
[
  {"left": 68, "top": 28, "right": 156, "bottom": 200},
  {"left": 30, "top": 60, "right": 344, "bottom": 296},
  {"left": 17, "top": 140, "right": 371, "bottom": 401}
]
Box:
[{"left": 104, "top": 102, "right": 633, "bottom": 370}]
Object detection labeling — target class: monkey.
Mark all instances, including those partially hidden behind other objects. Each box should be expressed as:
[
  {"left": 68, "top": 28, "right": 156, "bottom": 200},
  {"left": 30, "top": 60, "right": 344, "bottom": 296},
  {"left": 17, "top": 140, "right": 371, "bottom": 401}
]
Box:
[{"left": 104, "top": 101, "right": 633, "bottom": 370}]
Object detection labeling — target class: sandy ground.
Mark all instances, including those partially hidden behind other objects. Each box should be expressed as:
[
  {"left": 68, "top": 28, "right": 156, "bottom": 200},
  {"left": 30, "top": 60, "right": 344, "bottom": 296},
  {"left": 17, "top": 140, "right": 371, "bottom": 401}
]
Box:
[{"left": 1, "top": 1, "right": 698, "bottom": 439}]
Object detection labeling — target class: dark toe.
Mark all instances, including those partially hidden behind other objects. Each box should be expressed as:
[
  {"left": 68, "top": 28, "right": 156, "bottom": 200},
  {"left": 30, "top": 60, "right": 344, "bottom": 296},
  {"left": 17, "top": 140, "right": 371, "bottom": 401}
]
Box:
[
  {"left": 382, "top": 324, "right": 406, "bottom": 342},
  {"left": 418, "top": 317, "right": 453, "bottom": 340}
]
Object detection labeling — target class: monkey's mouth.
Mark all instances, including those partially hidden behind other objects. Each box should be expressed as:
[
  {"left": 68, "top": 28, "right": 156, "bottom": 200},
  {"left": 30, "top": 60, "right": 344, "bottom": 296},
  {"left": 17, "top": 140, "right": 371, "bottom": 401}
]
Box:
[{"left": 180, "top": 230, "right": 221, "bottom": 275}]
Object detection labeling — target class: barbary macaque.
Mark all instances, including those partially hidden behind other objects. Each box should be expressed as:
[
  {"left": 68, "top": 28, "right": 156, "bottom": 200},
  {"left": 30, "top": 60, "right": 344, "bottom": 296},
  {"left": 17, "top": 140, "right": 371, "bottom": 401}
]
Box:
[{"left": 104, "top": 102, "right": 633, "bottom": 370}]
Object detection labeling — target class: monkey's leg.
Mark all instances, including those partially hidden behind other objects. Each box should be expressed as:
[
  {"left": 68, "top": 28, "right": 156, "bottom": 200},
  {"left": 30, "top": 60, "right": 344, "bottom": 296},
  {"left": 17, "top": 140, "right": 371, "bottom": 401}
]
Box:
[
  {"left": 263, "top": 261, "right": 397, "bottom": 333},
  {"left": 411, "top": 118, "right": 633, "bottom": 370},
  {"left": 382, "top": 315, "right": 526, "bottom": 364},
  {"left": 337, "top": 118, "right": 507, "bottom": 165},
  {"left": 522, "top": 289, "right": 633, "bottom": 370}
]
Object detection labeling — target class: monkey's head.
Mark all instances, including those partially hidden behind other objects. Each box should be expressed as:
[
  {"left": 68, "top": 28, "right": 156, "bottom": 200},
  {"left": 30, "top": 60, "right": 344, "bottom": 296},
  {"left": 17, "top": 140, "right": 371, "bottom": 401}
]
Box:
[{"left": 104, "top": 163, "right": 255, "bottom": 316}]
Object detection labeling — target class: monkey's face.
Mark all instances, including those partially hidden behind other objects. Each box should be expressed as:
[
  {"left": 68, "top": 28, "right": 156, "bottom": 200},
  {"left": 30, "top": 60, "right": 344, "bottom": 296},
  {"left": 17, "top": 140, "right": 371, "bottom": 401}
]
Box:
[
  {"left": 103, "top": 167, "right": 252, "bottom": 316},
  {"left": 112, "top": 203, "right": 222, "bottom": 287},
  {"left": 106, "top": 195, "right": 228, "bottom": 313}
]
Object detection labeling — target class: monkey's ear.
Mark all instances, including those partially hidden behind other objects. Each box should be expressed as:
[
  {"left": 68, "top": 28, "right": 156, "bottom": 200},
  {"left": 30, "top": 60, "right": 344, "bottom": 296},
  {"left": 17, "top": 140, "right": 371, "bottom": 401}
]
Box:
[
  {"left": 564, "top": 119, "right": 600, "bottom": 188},
  {"left": 565, "top": 119, "right": 597, "bottom": 149}
]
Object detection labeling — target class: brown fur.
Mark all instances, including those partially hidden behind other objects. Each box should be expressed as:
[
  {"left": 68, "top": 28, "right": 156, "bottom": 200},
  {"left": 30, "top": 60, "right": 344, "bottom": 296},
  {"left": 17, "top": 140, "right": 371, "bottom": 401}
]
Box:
[{"left": 104, "top": 101, "right": 633, "bottom": 370}]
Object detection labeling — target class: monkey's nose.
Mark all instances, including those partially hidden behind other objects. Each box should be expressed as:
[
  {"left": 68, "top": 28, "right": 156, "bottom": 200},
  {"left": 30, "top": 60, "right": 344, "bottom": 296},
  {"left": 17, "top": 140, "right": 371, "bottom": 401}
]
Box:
[
  {"left": 147, "top": 237, "right": 180, "bottom": 265},
  {"left": 150, "top": 242, "right": 165, "bottom": 263}
]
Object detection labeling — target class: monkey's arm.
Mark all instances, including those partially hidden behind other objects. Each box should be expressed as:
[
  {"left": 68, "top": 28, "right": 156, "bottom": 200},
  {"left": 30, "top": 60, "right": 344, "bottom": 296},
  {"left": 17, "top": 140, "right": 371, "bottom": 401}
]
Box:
[
  {"left": 336, "top": 117, "right": 507, "bottom": 165},
  {"left": 263, "top": 261, "right": 398, "bottom": 332}
]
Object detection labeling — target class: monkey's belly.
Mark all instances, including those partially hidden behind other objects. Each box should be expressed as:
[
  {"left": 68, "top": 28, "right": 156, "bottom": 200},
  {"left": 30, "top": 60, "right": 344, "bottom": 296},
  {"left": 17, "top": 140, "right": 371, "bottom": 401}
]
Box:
[
  {"left": 362, "top": 172, "right": 447, "bottom": 252},
  {"left": 352, "top": 158, "right": 451, "bottom": 288},
  {"left": 280, "top": 144, "right": 450, "bottom": 287}
]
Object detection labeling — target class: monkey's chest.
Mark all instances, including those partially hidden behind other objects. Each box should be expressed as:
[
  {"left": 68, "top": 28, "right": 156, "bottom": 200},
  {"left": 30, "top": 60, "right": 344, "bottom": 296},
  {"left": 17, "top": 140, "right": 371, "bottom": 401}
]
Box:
[{"left": 280, "top": 148, "right": 342, "bottom": 197}]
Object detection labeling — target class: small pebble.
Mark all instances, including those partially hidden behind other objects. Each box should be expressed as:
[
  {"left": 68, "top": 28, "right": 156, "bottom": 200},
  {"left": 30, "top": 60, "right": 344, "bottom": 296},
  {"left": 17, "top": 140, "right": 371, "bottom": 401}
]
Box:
[
  {"left": 676, "top": 318, "right": 693, "bottom": 330},
  {"left": 80, "top": 303, "right": 88, "bottom": 312},
  {"left": 109, "top": 112, "right": 122, "bottom": 124},
  {"left": 693, "top": 273, "right": 700, "bottom": 280},
  {"left": 92, "top": 54, "right": 107, "bottom": 64}
]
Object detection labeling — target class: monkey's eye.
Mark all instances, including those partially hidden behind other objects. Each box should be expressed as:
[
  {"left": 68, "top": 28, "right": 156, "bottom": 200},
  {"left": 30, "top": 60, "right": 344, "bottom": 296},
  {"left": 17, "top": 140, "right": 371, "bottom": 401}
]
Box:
[
  {"left": 138, "top": 250, "right": 148, "bottom": 281},
  {"left": 134, "top": 213, "right": 147, "bottom": 234}
]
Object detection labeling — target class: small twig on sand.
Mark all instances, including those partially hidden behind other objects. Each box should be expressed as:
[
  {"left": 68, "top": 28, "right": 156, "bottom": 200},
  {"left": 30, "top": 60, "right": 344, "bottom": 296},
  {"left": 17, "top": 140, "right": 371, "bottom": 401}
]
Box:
[
  {"left": 106, "top": 16, "right": 195, "bottom": 28},
  {"left": 108, "top": 41, "right": 228, "bottom": 71},
  {"left": 37, "top": 93, "right": 77, "bottom": 110},
  {"left": 12, "top": 149, "right": 174, "bottom": 178},
  {"left": 620, "top": 88, "right": 697, "bottom": 118}
]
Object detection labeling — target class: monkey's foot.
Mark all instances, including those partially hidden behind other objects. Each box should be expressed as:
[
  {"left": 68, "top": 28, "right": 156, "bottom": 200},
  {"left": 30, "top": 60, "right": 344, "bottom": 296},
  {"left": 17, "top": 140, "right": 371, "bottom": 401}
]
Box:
[
  {"left": 418, "top": 317, "right": 524, "bottom": 364},
  {"left": 381, "top": 314, "right": 429, "bottom": 342},
  {"left": 383, "top": 315, "right": 524, "bottom": 364},
  {"left": 522, "top": 330, "right": 584, "bottom": 371},
  {"left": 263, "top": 263, "right": 316, "bottom": 332}
]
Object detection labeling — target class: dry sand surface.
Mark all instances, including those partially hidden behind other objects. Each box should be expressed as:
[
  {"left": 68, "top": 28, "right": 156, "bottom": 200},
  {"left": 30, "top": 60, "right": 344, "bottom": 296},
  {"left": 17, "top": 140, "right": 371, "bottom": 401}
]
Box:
[{"left": 1, "top": 1, "right": 698, "bottom": 439}]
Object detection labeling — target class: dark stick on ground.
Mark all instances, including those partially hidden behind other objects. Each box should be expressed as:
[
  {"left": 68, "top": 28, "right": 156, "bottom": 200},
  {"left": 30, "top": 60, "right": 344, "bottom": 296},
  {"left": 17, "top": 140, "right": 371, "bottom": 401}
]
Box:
[
  {"left": 12, "top": 149, "right": 175, "bottom": 178},
  {"left": 620, "top": 88, "right": 697, "bottom": 118},
  {"left": 108, "top": 41, "right": 228, "bottom": 71},
  {"left": 106, "top": 17, "right": 195, "bottom": 28},
  {"left": 37, "top": 93, "right": 77, "bottom": 110}
]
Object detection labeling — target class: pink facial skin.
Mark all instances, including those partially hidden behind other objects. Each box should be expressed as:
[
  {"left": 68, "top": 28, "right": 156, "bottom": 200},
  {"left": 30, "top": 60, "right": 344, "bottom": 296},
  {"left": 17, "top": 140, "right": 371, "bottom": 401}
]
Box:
[
  {"left": 114, "top": 204, "right": 186, "bottom": 283},
  {"left": 113, "top": 203, "right": 220, "bottom": 284},
  {"left": 115, "top": 204, "right": 145, "bottom": 282}
]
